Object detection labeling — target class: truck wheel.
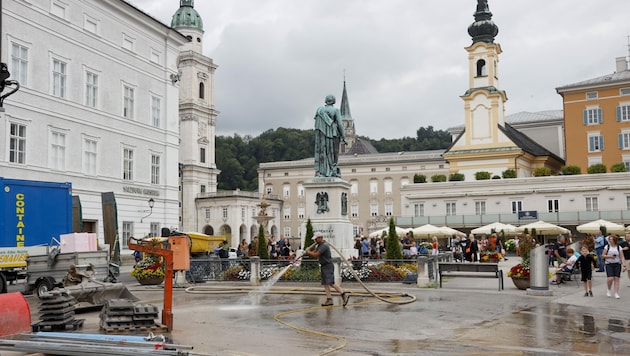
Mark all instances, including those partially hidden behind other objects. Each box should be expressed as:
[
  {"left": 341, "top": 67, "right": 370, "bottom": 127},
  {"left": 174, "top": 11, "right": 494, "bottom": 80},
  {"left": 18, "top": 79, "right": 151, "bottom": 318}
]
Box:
[
  {"left": 0, "top": 273, "right": 7, "bottom": 293},
  {"left": 35, "top": 277, "right": 55, "bottom": 299}
]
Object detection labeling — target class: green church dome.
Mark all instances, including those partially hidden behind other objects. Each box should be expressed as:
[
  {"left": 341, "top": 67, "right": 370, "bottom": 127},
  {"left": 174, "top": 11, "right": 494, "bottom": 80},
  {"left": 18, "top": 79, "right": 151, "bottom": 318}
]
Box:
[{"left": 171, "top": 0, "right": 203, "bottom": 31}]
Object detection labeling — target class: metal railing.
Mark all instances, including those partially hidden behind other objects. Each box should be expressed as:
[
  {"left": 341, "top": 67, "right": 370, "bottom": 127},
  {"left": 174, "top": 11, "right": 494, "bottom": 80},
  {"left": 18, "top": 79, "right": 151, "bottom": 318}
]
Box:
[{"left": 185, "top": 253, "right": 454, "bottom": 285}]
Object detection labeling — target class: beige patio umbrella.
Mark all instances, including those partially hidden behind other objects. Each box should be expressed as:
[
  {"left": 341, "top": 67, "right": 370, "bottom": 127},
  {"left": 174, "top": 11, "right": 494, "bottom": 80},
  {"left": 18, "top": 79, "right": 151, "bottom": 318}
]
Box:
[
  {"left": 438, "top": 226, "right": 466, "bottom": 237},
  {"left": 576, "top": 219, "right": 625, "bottom": 234},
  {"left": 471, "top": 222, "right": 518, "bottom": 236},
  {"left": 369, "top": 226, "right": 408, "bottom": 238},
  {"left": 516, "top": 220, "right": 569, "bottom": 235},
  {"left": 411, "top": 224, "right": 444, "bottom": 237}
]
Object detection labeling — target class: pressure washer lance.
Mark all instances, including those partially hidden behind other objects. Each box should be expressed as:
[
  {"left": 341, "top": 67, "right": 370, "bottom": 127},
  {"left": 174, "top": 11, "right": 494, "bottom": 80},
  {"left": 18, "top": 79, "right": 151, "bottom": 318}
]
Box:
[{"left": 289, "top": 242, "right": 318, "bottom": 266}]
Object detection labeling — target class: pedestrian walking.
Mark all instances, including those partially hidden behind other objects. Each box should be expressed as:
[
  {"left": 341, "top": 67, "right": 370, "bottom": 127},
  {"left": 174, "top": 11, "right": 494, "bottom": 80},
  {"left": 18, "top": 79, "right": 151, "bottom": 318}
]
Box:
[
  {"left": 595, "top": 230, "right": 607, "bottom": 272},
  {"left": 620, "top": 233, "right": 630, "bottom": 287},
  {"left": 602, "top": 235, "right": 627, "bottom": 299},
  {"left": 303, "top": 232, "right": 350, "bottom": 306},
  {"left": 576, "top": 246, "right": 595, "bottom": 297}
]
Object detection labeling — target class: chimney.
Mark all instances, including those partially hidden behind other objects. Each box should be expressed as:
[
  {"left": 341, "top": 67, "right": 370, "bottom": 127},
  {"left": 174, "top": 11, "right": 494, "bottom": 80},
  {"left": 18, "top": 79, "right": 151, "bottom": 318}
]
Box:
[{"left": 616, "top": 57, "right": 628, "bottom": 72}]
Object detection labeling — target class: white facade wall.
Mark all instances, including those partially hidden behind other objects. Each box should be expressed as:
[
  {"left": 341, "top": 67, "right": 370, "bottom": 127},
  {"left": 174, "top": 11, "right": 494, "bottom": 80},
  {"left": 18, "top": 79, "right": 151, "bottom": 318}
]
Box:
[
  {"left": 399, "top": 172, "right": 630, "bottom": 228},
  {"left": 1, "top": 1, "right": 187, "bottom": 245}
]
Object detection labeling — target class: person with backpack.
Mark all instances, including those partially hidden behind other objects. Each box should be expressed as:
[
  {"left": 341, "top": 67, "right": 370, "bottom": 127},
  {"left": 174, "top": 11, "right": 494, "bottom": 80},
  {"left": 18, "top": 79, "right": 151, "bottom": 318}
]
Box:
[
  {"left": 594, "top": 229, "right": 607, "bottom": 272},
  {"left": 602, "top": 235, "right": 627, "bottom": 299}
]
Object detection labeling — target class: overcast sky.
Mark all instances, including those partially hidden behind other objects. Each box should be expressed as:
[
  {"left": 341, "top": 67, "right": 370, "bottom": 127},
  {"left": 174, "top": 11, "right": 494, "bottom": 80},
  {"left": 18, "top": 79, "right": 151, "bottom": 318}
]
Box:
[{"left": 128, "top": 0, "right": 630, "bottom": 139}]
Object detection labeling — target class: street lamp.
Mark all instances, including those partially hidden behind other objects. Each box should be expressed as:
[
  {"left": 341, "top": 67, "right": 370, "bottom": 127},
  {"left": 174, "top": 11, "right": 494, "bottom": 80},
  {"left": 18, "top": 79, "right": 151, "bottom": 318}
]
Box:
[{"left": 140, "top": 198, "right": 155, "bottom": 223}]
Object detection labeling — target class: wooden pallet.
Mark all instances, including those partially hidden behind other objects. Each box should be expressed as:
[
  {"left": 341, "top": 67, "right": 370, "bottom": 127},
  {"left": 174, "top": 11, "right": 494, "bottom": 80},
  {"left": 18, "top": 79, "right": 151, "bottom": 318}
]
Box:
[
  {"left": 101, "top": 323, "right": 168, "bottom": 334},
  {"left": 31, "top": 318, "right": 85, "bottom": 332}
]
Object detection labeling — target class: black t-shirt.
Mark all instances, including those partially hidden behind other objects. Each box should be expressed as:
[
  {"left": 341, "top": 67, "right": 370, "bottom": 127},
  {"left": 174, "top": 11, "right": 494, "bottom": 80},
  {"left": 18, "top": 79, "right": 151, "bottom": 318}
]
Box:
[
  {"left": 554, "top": 242, "right": 567, "bottom": 259},
  {"left": 577, "top": 253, "right": 595, "bottom": 271},
  {"left": 619, "top": 239, "right": 630, "bottom": 260}
]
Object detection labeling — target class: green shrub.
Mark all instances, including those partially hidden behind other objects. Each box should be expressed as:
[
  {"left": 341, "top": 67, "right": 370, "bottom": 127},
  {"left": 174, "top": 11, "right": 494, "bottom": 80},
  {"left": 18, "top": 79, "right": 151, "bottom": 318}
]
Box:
[
  {"left": 413, "top": 173, "right": 427, "bottom": 183},
  {"left": 431, "top": 174, "right": 447, "bottom": 182},
  {"left": 502, "top": 169, "right": 517, "bottom": 178},
  {"left": 561, "top": 165, "right": 581, "bottom": 175},
  {"left": 385, "top": 218, "right": 402, "bottom": 260},
  {"left": 304, "top": 219, "right": 314, "bottom": 251},
  {"left": 449, "top": 173, "right": 465, "bottom": 181},
  {"left": 587, "top": 163, "right": 607, "bottom": 174},
  {"left": 475, "top": 171, "right": 491, "bottom": 180},
  {"left": 492, "top": 175, "right": 501, "bottom": 179},
  {"left": 611, "top": 163, "right": 627, "bottom": 172},
  {"left": 533, "top": 167, "right": 551, "bottom": 176},
  {"left": 257, "top": 225, "right": 269, "bottom": 259}
]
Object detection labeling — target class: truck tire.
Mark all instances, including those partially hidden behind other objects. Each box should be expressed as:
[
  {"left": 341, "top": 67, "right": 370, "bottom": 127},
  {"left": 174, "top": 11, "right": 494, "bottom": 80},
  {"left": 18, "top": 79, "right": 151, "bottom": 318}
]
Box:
[
  {"left": 35, "top": 277, "right": 55, "bottom": 299},
  {"left": 0, "top": 273, "right": 7, "bottom": 294}
]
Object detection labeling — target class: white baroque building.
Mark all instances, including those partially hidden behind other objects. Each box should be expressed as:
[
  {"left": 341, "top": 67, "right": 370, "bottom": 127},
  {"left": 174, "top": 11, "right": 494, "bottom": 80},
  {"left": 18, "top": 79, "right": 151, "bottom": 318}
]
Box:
[{"left": 1, "top": 0, "right": 187, "bottom": 246}]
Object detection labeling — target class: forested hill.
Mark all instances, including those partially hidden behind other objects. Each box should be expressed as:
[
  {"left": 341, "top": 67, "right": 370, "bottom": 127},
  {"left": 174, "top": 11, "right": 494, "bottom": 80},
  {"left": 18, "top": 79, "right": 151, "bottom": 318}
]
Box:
[{"left": 215, "top": 126, "right": 452, "bottom": 191}]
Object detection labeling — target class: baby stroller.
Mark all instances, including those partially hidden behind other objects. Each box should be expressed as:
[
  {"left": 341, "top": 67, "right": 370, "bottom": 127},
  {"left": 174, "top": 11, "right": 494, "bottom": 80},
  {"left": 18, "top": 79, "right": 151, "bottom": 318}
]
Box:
[{"left": 453, "top": 245, "right": 463, "bottom": 262}]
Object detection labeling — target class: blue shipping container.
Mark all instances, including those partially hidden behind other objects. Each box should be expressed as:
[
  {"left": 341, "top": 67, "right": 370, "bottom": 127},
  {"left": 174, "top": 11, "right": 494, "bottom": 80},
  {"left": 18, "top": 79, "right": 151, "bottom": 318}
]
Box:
[{"left": 0, "top": 178, "right": 73, "bottom": 248}]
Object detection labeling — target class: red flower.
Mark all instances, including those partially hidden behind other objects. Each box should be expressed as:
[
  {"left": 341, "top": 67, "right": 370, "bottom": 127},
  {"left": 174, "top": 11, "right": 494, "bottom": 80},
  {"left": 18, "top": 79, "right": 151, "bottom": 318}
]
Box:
[{"left": 507, "top": 263, "right": 530, "bottom": 278}]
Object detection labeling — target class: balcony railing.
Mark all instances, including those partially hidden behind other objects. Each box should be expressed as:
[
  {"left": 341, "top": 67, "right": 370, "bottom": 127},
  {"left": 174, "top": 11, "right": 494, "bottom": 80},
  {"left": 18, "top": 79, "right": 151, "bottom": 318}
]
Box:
[{"left": 395, "top": 209, "right": 630, "bottom": 229}]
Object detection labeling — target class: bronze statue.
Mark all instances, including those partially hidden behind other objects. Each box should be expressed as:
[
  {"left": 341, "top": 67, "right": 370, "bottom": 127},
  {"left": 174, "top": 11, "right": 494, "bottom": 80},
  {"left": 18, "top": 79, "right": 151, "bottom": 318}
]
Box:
[
  {"left": 314, "top": 94, "right": 346, "bottom": 177},
  {"left": 316, "top": 191, "right": 329, "bottom": 214}
]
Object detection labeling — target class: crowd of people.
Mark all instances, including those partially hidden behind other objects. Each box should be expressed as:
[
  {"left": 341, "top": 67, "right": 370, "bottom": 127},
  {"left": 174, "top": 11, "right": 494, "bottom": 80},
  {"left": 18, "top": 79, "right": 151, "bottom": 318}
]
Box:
[
  {"left": 212, "top": 235, "right": 296, "bottom": 260},
  {"left": 549, "top": 230, "right": 629, "bottom": 299}
]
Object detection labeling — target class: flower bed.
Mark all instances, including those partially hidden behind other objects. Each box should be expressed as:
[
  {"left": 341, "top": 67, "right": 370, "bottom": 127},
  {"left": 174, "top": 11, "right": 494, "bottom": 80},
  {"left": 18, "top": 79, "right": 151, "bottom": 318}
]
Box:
[{"left": 223, "top": 261, "right": 417, "bottom": 282}]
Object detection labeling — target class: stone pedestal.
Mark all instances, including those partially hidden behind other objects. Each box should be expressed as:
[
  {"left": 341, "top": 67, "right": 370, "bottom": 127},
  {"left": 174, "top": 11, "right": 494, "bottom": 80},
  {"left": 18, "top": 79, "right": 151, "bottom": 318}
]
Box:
[{"left": 302, "top": 177, "right": 356, "bottom": 259}]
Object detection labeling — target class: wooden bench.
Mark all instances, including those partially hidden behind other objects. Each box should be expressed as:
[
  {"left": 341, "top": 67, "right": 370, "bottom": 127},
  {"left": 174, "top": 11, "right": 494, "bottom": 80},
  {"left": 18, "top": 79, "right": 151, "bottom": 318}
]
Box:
[{"left": 438, "top": 262, "right": 504, "bottom": 291}]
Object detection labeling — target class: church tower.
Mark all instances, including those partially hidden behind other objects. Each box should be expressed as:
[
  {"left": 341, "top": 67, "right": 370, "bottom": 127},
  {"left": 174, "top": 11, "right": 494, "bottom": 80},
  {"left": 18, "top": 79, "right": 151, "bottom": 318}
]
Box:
[
  {"left": 340, "top": 80, "right": 356, "bottom": 154},
  {"left": 443, "top": 1, "right": 562, "bottom": 179},
  {"left": 172, "top": 0, "right": 220, "bottom": 231}
]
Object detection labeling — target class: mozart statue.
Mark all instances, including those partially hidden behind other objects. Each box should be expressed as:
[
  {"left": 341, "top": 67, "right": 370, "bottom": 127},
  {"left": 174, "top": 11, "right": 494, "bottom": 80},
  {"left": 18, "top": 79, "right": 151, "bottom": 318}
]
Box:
[{"left": 314, "top": 94, "right": 347, "bottom": 177}]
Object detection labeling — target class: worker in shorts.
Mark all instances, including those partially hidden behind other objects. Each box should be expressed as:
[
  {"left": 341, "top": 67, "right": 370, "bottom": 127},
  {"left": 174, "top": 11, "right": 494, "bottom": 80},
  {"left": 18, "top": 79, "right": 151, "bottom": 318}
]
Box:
[{"left": 303, "top": 231, "right": 350, "bottom": 306}]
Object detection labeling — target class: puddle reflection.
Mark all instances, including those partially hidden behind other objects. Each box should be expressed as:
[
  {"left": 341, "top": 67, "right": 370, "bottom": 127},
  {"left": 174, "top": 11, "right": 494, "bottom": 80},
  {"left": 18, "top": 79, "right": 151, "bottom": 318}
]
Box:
[{"left": 453, "top": 304, "right": 630, "bottom": 355}]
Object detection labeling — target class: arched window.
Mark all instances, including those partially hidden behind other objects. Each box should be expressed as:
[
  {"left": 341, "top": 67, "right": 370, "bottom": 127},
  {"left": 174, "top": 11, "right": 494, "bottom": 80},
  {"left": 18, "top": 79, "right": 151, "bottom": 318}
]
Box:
[
  {"left": 199, "top": 82, "right": 205, "bottom": 99},
  {"left": 476, "top": 59, "right": 487, "bottom": 77}
]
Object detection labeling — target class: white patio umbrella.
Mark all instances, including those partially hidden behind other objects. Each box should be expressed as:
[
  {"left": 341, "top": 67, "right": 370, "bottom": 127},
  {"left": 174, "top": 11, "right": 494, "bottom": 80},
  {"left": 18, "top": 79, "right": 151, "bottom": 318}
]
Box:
[
  {"left": 516, "top": 220, "right": 569, "bottom": 235},
  {"left": 412, "top": 224, "right": 447, "bottom": 237},
  {"left": 369, "top": 226, "right": 408, "bottom": 238},
  {"left": 439, "top": 226, "right": 466, "bottom": 237},
  {"left": 576, "top": 219, "right": 625, "bottom": 234},
  {"left": 471, "top": 222, "right": 518, "bottom": 235}
]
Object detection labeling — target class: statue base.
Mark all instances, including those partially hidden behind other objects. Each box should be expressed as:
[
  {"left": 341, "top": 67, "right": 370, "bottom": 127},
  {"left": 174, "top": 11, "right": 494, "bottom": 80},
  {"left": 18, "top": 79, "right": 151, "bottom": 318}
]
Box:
[{"left": 302, "top": 177, "right": 356, "bottom": 259}]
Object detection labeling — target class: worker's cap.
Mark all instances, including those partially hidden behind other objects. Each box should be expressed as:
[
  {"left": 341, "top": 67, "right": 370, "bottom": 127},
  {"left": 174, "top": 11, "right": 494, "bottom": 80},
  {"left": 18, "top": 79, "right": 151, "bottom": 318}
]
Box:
[{"left": 314, "top": 232, "right": 324, "bottom": 239}]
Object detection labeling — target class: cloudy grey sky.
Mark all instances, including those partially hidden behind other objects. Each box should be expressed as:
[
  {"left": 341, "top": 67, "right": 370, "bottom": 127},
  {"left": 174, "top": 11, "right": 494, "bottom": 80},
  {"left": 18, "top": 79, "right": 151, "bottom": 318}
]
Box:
[{"left": 128, "top": 0, "right": 630, "bottom": 139}]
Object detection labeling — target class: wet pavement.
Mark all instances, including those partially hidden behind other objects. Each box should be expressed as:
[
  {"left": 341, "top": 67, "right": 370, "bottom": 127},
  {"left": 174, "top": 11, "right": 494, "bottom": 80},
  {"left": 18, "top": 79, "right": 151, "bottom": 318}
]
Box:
[{"left": 3, "top": 258, "right": 630, "bottom": 355}]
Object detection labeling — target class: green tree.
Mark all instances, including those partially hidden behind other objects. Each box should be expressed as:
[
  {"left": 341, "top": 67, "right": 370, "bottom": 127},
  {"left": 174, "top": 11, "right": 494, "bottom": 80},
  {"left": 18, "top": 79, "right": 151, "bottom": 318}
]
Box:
[
  {"left": 431, "top": 174, "right": 447, "bottom": 182},
  {"left": 449, "top": 173, "right": 465, "bottom": 181},
  {"left": 257, "top": 225, "right": 269, "bottom": 259},
  {"left": 304, "top": 219, "right": 315, "bottom": 251},
  {"left": 587, "top": 163, "right": 607, "bottom": 174},
  {"left": 215, "top": 125, "right": 453, "bottom": 190},
  {"left": 611, "top": 163, "right": 627, "bottom": 172},
  {"left": 561, "top": 165, "right": 581, "bottom": 175},
  {"left": 533, "top": 167, "right": 551, "bottom": 176},
  {"left": 502, "top": 169, "right": 517, "bottom": 178},
  {"left": 475, "top": 171, "right": 491, "bottom": 180},
  {"left": 413, "top": 174, "right": 427, "bottom": 183},
  {"left": 367, "top": 126, "right": 452, "bottom": 152},
  {"left": 385, "top": 218, "right": 402, "bottom": 260}
]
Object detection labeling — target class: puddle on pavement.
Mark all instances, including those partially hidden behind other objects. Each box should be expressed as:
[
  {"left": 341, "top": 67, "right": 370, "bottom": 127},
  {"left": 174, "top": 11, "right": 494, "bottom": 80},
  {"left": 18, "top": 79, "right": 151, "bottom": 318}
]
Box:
[
  {"left": 448, "top": 304, "right": 630, "bottom": 355},
  {"left": 218, "top": 305, "right": 259, "bottom": 311}
]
